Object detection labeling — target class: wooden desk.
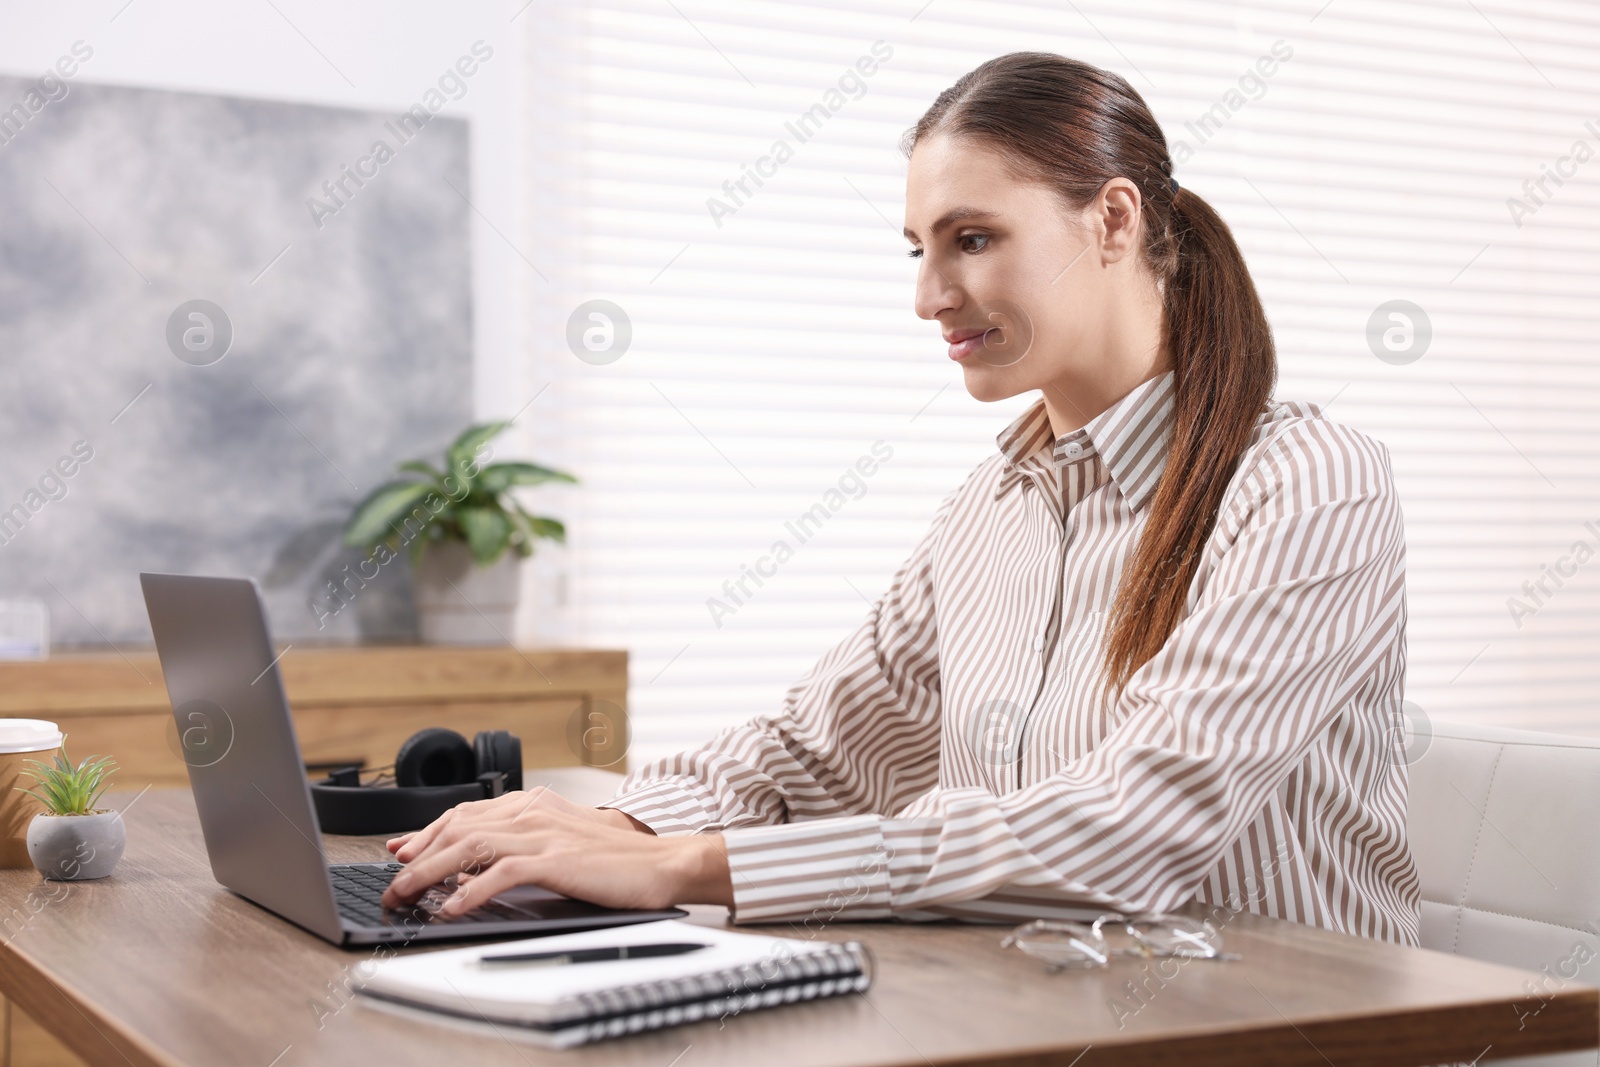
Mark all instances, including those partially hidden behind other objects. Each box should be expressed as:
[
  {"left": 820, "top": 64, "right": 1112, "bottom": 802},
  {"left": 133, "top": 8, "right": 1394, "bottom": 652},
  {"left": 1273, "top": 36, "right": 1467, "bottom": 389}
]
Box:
[{"left": 0, "top": 770, "right": 1594, "bottom": 1067}]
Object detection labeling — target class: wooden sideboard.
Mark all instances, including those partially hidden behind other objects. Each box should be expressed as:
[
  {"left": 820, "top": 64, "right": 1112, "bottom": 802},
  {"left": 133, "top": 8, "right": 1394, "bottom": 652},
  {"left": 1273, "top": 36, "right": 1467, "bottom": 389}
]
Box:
[
  {"left": 0, "top": 643, "right": 630, "bottom": 1066},
  {"left": 0, "top": 644, "right": 631, "bottom": 789}
]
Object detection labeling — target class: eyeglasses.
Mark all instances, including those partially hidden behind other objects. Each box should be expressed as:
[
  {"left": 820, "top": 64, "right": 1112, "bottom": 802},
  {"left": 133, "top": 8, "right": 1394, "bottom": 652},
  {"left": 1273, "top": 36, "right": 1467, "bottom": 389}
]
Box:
[{"left": 1000, "top": 913, "right": 1240, "bottom": 972}]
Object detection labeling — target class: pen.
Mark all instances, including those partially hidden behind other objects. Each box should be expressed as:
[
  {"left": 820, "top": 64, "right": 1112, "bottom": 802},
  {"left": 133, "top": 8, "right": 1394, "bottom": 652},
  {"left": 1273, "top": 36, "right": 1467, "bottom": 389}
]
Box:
[{"left": 478, "top": 942, "right": 711, "bottom": 966}]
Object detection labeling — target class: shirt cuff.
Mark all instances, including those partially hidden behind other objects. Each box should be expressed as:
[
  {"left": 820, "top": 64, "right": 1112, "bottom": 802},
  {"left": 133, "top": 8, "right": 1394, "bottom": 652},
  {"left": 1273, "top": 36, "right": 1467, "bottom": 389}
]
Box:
[
  {"left": 720, "top": 814, "right": 894, "bottom": 924},
  {"left": 598, "top": 775, "right": 724, "bottom": 836}
]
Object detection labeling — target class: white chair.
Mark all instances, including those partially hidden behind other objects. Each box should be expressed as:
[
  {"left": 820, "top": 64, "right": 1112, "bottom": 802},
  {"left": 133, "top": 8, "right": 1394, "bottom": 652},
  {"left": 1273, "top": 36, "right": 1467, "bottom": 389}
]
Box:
[{"left": 1408, "top": 718, "right": 1600, "bottom": 1067}]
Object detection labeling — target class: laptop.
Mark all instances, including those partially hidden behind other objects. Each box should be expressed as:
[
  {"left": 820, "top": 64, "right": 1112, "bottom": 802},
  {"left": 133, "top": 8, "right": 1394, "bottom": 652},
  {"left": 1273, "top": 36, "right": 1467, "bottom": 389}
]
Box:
[{"left": 139, "top": 572, "right": 686, "bottom": 947}]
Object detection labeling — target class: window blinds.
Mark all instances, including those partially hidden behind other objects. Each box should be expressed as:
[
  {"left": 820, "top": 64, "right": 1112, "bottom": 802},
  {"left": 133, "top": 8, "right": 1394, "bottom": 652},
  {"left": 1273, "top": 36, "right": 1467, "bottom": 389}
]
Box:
[{"left": 514, "top": 0, "right": 1600, "bottom": 766}]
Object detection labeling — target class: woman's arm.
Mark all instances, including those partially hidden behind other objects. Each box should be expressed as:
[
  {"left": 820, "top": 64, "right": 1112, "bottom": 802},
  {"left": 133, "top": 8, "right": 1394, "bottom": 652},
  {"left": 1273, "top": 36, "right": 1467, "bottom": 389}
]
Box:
[
  {"left": 595, "top": 487, "right": 959, "bottom": 836},
  {"left": 381, "top": 486, "right": 959, "bottom": 914},
  {"left": 383, "top": 421, "right": 1403, "bottom": 924},
  {"left": 715, "top": 422, "right": 1409, "bottom": 924}
]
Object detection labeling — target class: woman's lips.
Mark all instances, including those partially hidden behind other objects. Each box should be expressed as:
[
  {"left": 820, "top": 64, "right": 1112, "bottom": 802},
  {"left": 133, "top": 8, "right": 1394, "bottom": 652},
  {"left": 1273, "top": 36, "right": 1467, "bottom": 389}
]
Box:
[{"left": 948, "top": 328, "right": 997, "bottom": 362}]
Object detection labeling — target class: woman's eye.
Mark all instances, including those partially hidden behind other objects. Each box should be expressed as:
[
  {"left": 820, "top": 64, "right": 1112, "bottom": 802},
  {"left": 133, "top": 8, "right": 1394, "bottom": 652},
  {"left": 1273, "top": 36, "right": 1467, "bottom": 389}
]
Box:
[
  {"left": 958, "top": 233, "right": 989, "bottom": 253},
  {"left": 906, "top": 248, "right": 923, "bottom": 259}
]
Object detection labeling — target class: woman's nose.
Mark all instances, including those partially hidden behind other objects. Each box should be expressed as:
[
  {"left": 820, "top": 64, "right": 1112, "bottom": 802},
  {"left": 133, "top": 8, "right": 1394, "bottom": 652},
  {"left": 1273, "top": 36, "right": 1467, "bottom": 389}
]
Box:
[{"left": 914, "top": 261, "right": 960, "bottom": 321}]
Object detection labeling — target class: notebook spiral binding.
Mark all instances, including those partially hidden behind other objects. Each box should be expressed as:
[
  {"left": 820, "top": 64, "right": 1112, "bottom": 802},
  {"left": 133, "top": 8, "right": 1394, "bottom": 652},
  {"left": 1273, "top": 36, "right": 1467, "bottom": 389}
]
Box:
[{"left": 564, "top": 939, "right": 874, "bottom": 1042}]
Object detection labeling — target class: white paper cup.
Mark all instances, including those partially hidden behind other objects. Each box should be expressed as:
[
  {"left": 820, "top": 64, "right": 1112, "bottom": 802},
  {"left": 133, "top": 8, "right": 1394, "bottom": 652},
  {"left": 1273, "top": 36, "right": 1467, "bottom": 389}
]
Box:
[{"left": 0, "top": 719, "right": 65, "bottom": 868}]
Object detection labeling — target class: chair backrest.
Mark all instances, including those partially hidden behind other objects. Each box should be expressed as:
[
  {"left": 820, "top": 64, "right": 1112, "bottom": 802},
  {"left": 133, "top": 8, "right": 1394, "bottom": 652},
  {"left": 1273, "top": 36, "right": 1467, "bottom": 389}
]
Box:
[{"left": 1408, "top": 718, "right": 1600, "bottom": 1066}]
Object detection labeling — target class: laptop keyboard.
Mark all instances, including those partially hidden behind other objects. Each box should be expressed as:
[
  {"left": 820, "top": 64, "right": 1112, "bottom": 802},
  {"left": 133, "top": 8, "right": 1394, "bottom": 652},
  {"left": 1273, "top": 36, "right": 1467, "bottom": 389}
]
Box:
[
  {"left": 329, "top": 863, "right": 532, "bottom": 927},
  {"left": 329, "top": 863, "right": 406, "bottom": 924}
]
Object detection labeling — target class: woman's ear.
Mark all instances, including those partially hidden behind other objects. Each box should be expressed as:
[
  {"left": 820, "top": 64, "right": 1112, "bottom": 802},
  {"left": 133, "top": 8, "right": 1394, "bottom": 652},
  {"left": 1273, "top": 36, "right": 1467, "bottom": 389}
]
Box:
[{"left": 1094, "top": 178, "right": 1144, "bottom": 264}]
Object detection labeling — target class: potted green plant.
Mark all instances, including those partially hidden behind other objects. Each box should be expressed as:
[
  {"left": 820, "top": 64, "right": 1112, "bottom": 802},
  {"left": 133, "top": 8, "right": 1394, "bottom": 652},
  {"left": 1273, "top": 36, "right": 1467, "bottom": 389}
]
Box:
[
  {"left": 18, "top": 747, "right": 124, "bottom": 881},
  {"left": 342, "top": 421, "right": 577, "bottom": 643}
]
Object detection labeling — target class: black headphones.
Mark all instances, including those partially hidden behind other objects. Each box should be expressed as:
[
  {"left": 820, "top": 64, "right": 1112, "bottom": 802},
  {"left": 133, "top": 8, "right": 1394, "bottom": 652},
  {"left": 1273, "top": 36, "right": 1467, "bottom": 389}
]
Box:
[{"left": 310, "top": 728, "right": 523, "bottom": 835}]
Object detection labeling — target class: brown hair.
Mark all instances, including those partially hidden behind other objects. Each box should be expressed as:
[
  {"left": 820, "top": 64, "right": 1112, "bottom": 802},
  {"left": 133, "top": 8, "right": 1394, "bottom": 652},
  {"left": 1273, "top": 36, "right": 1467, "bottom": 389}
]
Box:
[{"left": 902, "top": 52, "right": 1277, "bottom": 700}]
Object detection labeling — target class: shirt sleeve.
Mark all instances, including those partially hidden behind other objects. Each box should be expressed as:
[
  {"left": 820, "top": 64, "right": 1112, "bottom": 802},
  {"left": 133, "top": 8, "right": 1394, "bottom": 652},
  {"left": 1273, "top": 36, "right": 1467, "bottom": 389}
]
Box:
[
  {"left": 705, "top": 423, "right": 1409, "bottom": 924},
  {"left": 598, "top": 487, "right": 958, "bottom": 842}
]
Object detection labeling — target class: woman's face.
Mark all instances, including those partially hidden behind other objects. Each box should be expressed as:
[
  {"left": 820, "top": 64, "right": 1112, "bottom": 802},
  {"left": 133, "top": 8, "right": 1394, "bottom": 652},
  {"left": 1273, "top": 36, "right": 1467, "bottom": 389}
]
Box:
[{"left": 903, "top": 132, "right": 1147, "bottom": 406}]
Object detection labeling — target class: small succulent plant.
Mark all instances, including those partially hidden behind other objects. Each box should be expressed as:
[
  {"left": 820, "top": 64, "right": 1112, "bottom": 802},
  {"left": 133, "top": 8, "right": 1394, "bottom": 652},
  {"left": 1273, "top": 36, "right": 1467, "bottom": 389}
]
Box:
[{"left": 16, "top": 746, "right": 118, "bottom": 816}]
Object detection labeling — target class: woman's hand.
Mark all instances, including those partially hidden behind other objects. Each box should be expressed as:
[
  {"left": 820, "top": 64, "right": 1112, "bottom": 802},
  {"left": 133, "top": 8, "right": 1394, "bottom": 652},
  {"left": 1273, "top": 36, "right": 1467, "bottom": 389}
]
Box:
[{"left": 378, "top": 787, "right": 733, "bottom": 917}]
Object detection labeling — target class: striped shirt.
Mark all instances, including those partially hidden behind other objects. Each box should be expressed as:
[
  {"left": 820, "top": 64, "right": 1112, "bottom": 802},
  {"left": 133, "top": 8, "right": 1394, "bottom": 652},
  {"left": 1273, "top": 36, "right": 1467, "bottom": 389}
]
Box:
[{"left": 603, "top": 369, "right": 1420, "bottom": 944}]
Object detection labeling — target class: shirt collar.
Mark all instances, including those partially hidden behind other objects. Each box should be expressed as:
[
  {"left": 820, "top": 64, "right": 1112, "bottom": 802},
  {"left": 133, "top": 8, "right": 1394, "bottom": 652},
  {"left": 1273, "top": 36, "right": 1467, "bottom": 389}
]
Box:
[{"left": 993, "top": 369, "right": 1176, "bottom": 513}]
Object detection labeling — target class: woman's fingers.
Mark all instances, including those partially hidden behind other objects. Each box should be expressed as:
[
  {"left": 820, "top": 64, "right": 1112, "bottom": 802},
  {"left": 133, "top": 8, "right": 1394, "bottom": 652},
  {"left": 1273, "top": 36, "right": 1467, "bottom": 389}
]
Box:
[
  {"left": 391, "top": 787, "right": 581, "bottom": 863},
  {"left": 387, "top": 802, "right": 468, "bottom": 862},
  {"left": 383, "top": 832, "right": 517, "bottom": 908},
  {"left": 437, "top": 856, "right": 545, "bottom": 917},
  {"left": 384, "top": 831, "right": 417, "bottom": 853},
  {"left": 383, "top": 818, "right": 706, "bottom": 915},
  {"left": 389, "top": 789, "right": 630, "bottom": 863},
  {"left": 382, "top": 789, "right": 656, "bottom": 908}
]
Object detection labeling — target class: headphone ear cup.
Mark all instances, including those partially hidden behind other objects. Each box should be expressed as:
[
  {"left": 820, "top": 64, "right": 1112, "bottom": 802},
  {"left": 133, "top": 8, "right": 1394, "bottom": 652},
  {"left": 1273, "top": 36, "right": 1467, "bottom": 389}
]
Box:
[
  {"left": 501, "top": 732, "right": 523, "bottom": 792},
  {"left": 473, "top": 730, "right": 490, "bottom": 777},
  {"left": 394, "top": 728, "right": 475, "bottom": 788},
  {"left": 474, "top": 730, "right": 523, "bottom": 792}
]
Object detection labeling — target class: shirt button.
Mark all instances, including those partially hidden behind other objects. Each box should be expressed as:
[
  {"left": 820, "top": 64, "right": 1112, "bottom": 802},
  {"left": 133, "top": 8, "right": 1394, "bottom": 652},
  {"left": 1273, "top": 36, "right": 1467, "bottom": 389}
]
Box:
[
  {"left": 1032, "top": 634, "right": 1045, "bottom": 652},
  {"left": 1063, "top": 441, "right": 1083, "bottom": 458}
]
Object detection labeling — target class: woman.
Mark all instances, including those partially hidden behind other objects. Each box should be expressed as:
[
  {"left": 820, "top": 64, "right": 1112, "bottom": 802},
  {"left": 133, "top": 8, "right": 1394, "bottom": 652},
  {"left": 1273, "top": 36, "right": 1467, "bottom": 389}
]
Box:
[{"left": 383, "top": 52, "right": 1420, "bottom": 946}]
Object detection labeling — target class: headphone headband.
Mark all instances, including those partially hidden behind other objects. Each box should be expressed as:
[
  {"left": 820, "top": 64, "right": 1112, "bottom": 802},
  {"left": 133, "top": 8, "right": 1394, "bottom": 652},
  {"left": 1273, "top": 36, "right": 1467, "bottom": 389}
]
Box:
[
  {"left": 311, "top": 774, "right": 506, "bottom": 835},
  {"left": 310, "top": 727, "right": 522, "bottom": 835}
]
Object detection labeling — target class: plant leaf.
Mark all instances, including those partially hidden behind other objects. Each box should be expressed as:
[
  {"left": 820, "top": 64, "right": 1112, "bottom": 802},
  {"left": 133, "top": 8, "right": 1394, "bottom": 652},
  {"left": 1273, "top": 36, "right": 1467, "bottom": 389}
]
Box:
[
  {"left": 16, "top": 746, "right": 116, "bottom": 814},
  {"left": 15, "top": 786, "right": 54, "bottom": 808},
  {"left": 342, "top": 480, "right": 438, "bottom": 548},
  {"left": 397, "top": 460, "right": 445, "bottom": 480},
  {"left": 509, "top": 503, "right": 567, "bottom": 545},
  {"left": 524, "top": 514, "right": 566, "bottom": 543},
  {"left": 457, "top": 506, "right": 514, "bottom": 566},
  {"left": 475, "top": 462, "right": 578, "bottom": 495},
  {"left": 447, "top": 422, "right": 510, "bottom": 484}
]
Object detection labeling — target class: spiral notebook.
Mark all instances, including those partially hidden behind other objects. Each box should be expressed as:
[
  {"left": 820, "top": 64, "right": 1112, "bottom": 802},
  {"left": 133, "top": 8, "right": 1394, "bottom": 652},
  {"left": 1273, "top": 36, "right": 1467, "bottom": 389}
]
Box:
[{"left": 355, "top": 919, "right": 873, "bottom": 1048}]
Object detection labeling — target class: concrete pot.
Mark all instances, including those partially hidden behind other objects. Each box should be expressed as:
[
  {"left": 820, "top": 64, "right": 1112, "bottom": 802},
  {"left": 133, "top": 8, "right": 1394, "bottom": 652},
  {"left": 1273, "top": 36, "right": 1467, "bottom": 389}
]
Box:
[
  {"left": 27, "top": 810, "right": 125, "bottom": 880},
  {"left": 412, "top": 541, "right": 523, "bottom": 644}
]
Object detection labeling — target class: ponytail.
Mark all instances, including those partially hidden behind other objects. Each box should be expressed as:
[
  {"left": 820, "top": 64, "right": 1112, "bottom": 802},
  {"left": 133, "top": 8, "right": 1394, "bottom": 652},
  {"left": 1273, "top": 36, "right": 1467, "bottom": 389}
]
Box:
[{"left": 1102, "top": 187, "right": 1276, "bottom": 698}]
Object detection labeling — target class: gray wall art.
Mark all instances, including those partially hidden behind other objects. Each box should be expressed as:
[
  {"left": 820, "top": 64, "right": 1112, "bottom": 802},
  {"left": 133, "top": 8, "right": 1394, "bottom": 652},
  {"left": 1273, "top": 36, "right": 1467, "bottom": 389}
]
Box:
[{"left": 0, "top": 74, "right": 473, "bottom": 646}]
